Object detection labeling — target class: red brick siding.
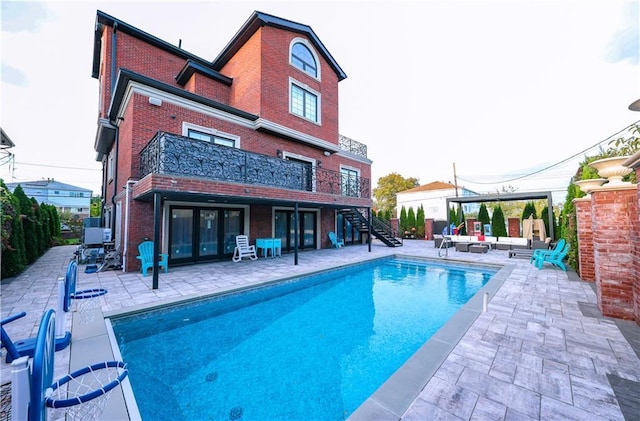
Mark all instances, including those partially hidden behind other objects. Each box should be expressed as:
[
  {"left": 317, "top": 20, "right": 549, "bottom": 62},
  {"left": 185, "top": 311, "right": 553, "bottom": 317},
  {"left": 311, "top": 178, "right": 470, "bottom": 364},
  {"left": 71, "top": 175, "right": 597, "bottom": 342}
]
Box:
[
  {"left": 633, "top": 169, "right": 640, "bottom": 323},
  {"left": 425, "top": 218, "right": 434, "bottom": 240},
  {"left": 592, "top": 188, "right": 637, "bottom": 320},
  {"left": 320, "top": 209, "right": 336, "bottom": 248},
  {"left": 575, "top": 199, "right": 595, "bottom": 281},
  {"left": 133, "top": 174, "right": 370, "bottom": 209},
  {"left": 507, "top": 218, "right": 520, "bottom": 238},
  {"left": 250, "top": 205, "right": 273, "bottom": 240}
]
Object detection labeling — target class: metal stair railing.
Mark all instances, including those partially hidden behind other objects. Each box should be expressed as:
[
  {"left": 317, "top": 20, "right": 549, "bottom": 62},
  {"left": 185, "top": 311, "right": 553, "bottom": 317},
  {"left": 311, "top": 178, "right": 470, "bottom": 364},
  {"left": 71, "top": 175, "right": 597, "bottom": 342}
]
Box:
[{"left": 342, "top": 208, "right": 402, "bottom": 247}]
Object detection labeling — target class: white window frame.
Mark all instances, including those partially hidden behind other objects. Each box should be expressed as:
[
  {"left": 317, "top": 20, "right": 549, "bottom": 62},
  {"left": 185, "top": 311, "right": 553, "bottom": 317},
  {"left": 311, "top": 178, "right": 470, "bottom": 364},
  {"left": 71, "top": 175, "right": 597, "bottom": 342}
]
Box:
[
  {"left": 289, "top": 78, "right": 321, "bottom": 125},
  {"left": 289, "top": 38, "right": 321, "bottom": 81},
  {"left": 182, "top": 122, "right": 241, "bottom": 148}
]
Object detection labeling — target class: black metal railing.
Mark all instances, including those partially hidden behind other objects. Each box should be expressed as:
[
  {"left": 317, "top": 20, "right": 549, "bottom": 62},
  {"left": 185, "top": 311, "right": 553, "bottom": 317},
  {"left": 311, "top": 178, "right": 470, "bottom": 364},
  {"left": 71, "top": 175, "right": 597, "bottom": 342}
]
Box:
[
  {"left": 139, "top": 132, "right": 370, "bottom": 198},
  {"left": 339, "top": 134, "right": 367, "bottom": 158}
]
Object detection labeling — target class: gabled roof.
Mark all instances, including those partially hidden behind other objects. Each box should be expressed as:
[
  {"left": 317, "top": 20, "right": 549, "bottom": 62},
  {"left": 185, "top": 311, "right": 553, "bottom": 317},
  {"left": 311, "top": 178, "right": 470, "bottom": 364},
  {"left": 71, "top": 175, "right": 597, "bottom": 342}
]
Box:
[
  {"left": 93, "top": 10, "right": 347, "bottom": 83},
  {"left": 1, "top": 127, "right": 15, "bottom": 148},
  {"left": 400, "top": 181, "right": 458, "bottom": 194},
  {"left": 6, "top": 179, "right": 92, "bottom": 192},
  {"left": 211, "top": 11, "right": 347, "bottom": 81}
]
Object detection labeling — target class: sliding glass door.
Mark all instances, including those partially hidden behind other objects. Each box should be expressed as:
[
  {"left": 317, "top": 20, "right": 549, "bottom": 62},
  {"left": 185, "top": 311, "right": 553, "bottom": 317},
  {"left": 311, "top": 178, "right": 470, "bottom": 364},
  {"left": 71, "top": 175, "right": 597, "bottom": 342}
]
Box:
[
  {"left": 170, "top": 206, "right": 244, "bottom": 264},
  {"left": 275, "top": 210, "right": 317, "bottom": 252}
]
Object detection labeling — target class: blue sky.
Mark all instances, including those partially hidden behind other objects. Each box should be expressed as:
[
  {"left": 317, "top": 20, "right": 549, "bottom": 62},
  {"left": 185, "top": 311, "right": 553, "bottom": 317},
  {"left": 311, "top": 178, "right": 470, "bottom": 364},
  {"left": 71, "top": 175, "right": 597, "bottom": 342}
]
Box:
[{"left": 1, "top": 0, "right": 638, "bottom": 204}]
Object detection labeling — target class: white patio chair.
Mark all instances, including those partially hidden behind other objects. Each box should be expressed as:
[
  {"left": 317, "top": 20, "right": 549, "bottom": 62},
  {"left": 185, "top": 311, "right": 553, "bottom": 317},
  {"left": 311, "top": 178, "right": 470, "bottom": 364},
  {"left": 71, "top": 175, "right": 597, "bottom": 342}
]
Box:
[{"left": 232, "top": 235, "right": 258, "bottom": 262}]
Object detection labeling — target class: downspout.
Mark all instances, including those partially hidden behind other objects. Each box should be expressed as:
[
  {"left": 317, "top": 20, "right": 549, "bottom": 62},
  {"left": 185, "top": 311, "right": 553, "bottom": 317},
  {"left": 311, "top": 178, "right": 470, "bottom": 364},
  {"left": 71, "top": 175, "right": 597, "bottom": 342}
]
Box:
[
  {"left": 109, "top": 22, "right": 119, "bottom": 231},
  {"left": 122, "top": 179, "right": 136, "bottom": 272}
]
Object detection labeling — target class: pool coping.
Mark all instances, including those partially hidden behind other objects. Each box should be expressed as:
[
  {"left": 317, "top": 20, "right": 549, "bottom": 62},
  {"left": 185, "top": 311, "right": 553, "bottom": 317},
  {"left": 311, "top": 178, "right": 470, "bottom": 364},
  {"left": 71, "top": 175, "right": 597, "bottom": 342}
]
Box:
[{"left": 93, "top": 254, "right": 512, "bottom": 421}]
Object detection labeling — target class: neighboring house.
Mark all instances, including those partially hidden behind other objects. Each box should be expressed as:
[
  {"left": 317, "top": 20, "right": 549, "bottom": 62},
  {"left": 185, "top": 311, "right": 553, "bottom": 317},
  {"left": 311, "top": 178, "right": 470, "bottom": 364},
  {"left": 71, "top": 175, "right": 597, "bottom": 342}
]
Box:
[
  {"left": 396, "top": 181, "right": 480, "bottom": 221},
  {"left": 5, "top": 179, "right": 92, "bottom": 218},
  {"left": 91, "top": 10, "right": 380, "bottom": 272},
  {"left": 1, "top": 127, "right": 16, "bottom": 180}
]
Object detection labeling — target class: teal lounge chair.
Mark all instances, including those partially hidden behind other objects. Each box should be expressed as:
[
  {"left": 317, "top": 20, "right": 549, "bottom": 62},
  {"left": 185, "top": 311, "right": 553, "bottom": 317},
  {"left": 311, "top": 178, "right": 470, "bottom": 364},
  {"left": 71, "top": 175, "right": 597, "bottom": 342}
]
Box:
[
  {"left": 533, "top": 242, "right": 570, "bottom": 271},
  {"left": 328, "top": 232, "right": 344, "bottom": 248},
  {"left": 136, "top": 241, "right": 169, "bottom": 276},
  {"left": 530, "top": 238, "right": 566, "bottom": 264}
]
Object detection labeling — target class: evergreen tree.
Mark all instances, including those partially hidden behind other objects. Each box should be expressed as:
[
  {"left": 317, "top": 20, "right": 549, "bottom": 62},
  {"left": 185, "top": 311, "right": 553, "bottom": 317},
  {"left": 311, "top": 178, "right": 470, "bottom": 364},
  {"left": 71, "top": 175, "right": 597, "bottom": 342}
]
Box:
[
  {"left": 448, "top": 206, "right": 457, "bottom": 234},
  {"left": 13, "top": 185, "right": 38, "bottom": 264},
  {"left": 477, "top": 204, "right": 490, "bottom": 234},
  {"left": 399, "top": 206, "right": 408, "bottom": 233},
  {"left": 416, "top": 204, "right": 425, "bottom": 238},
  {"left": 1, "top": 181, "right": 27, "bottom": 277},
  {"left": 491, "top": 204, "right": 508, "bottom": 237},
  {"left": 521, "top": 201, "right": 537, "bottom": 220},
  {"left": 457, "top": 205, "right": 467, "bottom": 235},
  {"left": 407, "top": 207, "right": 416, "bottom": 235},
  {"left": 32, "top": 198, "right": 45, "bottom": 255}
]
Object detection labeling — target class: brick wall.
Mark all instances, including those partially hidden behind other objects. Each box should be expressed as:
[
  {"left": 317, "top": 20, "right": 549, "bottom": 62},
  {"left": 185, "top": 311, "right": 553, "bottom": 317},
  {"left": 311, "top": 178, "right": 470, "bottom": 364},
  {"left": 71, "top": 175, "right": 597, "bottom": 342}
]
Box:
[
  {"left": 591, "top": 185, "right": 638, "bottom": 320},
  {"left": 425, "top": 218, "right": 434, "bottom": 240},
  {"left": 633, "top": 167, "right": 640, "bottom": 322},
  {"left": 574, "top": 198, "right": 595, "bottom": 281},
  {"left": 507, "top": 218, "right": 520, "bottom": 238}
]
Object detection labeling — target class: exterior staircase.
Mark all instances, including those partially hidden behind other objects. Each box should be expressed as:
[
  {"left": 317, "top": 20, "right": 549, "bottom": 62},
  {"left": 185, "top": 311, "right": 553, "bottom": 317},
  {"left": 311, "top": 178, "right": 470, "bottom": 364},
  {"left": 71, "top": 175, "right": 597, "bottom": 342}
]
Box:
[{"left": 341, "top": 208, "right": 403, "bottom": 247}]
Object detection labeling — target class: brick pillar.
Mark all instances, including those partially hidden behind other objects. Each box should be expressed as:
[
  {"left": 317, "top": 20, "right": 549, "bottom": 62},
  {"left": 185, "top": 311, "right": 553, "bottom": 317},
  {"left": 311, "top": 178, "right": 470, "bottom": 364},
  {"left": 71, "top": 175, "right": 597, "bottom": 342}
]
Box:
[
  {"left": 632, "top": 167, "right": 640, "bottom": 324},
  {"left": 507, "top": 218, "right": 520, "bottom": 237},
  {"left": 424, "top": 218, "right": 434, "bottom": 240},
  {"left": 591, "top": 184, "right": 638, "bottom": 320},
  {"left": 466, "top": 218, "right": 477, "bottom": 235},
  {"left": 574, "top": 197, "right": 595, "bottom": 281}
]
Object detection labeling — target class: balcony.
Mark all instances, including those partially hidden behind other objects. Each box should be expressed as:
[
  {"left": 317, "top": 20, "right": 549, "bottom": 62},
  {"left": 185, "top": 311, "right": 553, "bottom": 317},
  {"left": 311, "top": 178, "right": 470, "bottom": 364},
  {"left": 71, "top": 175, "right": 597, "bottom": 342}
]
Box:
[{"left": 139, "top": 132, "right": 370, "bottom": 198}]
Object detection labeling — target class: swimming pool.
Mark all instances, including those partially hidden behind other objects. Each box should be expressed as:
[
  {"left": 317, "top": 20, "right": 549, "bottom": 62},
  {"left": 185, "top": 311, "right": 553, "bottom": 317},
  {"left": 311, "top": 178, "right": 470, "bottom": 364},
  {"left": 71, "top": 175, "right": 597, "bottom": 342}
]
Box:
[{"left": 109, "top": 257, "right": 500, "bottom": 421}]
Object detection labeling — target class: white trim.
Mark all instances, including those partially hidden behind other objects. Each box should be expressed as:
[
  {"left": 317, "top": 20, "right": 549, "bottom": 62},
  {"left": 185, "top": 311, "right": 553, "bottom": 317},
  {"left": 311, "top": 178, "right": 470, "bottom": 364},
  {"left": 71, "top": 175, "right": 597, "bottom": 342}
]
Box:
[
  {"left": 255, "top": 118, "right": 338, "bottom": 152},
  {"left": 288, "top": 77, "right": 321, "bottom": 125},
  {"left": 117, "top": 82, "right": 256, "bottom": 129},
  {"left": 289, "top": 37, "right": 321, "bottom": 81},
  {"left": 182, "top": 122, "right": 241, "bottom": 148}
]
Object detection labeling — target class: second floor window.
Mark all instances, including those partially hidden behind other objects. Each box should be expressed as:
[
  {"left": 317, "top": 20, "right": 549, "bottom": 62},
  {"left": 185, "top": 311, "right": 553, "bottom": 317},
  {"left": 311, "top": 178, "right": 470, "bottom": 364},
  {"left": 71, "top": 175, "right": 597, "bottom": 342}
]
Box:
[
  {"left": 188, "top": 129, "right": 235, "bottom": 147},
  {"left": 291, "top": 83, "right": 318, "bottom": 123}
]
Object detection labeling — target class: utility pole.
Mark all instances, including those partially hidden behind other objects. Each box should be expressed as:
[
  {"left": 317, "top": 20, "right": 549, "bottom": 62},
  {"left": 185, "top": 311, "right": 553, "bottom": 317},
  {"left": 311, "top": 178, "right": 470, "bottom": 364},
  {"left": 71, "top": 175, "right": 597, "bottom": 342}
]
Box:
[{"left": 453, "top": 162, "right": 459, "bottom": 197}]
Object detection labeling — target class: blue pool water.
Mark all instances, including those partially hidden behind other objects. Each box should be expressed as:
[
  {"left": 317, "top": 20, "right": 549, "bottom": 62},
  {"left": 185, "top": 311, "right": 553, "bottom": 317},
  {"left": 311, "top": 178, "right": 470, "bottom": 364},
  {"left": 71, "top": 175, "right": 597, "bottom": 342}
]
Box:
[{"left": 110, "top": 257, "right": 497, "bottom": 421}]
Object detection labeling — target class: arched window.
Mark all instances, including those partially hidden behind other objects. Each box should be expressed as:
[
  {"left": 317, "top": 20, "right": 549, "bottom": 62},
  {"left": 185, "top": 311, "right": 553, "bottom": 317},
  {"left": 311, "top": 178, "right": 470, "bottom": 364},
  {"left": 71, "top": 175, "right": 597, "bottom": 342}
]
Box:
[{"left": 291, "top": 42, "right": 317, "bottom": 78}]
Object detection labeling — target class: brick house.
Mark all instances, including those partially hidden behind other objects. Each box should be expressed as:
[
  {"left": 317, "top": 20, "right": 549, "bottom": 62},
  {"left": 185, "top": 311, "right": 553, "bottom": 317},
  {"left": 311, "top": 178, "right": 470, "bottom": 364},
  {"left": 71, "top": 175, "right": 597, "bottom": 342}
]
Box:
[{"left": 91, "top": 10, "right": 394, "bottom": 272}]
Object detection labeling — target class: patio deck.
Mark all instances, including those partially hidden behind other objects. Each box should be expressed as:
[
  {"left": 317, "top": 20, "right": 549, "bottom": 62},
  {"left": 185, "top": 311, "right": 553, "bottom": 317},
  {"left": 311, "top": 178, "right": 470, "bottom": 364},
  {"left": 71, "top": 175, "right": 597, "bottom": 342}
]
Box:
[{"left": 1, "top": 241, "right": 639, "bottom": 420}]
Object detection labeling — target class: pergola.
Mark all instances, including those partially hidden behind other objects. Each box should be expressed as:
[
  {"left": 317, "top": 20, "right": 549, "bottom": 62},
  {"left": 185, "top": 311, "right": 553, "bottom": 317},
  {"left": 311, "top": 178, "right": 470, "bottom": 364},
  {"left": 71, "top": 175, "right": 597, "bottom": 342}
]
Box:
[{"left": 446, "top": 191, "right": 555, "bottom": 240}]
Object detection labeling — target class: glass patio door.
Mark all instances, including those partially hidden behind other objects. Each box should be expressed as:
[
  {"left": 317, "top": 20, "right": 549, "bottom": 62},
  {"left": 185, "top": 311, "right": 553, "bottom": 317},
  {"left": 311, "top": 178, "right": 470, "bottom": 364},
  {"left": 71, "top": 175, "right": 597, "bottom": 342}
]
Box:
[
  {"left": 198, "top": 210, "right": 218, "bottom": 259},
  {"left": 170, "top": 206, "right": 243, "bottom": 264},
  {"left": 275, "top": 210, "right": 317, "bottom": 252}
]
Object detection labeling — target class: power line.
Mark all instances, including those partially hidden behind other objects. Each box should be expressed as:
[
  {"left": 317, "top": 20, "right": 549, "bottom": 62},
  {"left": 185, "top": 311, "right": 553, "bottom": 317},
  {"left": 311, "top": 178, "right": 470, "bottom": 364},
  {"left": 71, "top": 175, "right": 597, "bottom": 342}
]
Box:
[
  {"left": 458, "top": 120, "right": 639, "bottom": 185},
  {"left": 14, "top": 161, "right": 102, "bottom": 172}
]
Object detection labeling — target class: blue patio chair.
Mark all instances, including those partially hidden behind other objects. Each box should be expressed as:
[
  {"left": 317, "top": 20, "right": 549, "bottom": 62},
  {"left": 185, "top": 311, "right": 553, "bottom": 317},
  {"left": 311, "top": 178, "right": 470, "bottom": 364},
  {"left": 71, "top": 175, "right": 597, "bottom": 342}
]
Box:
[
  {"left": 136, "top": 241, "right": 169, "bottom": 276},
  {"left": 530, "top": 238, "right": 566, "bottom": 264},
  {"left": 533, "top": 242, "right": 570, "bottom": 271},
  {"left": 328, "top": 232, "right": 344, "bottom": 248}
]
